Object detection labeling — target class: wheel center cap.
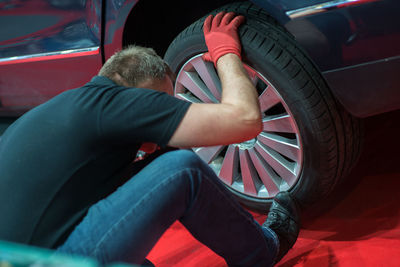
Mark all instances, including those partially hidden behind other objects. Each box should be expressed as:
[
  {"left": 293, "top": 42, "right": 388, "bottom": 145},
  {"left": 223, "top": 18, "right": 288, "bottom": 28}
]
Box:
[{"left": 235, "top": 138, "right": 257, "bottom": 150}]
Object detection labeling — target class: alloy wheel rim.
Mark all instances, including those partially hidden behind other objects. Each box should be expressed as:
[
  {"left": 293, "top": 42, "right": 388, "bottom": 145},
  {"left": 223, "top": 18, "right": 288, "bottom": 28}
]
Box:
[{"left": 174, "top": 54, "right": 303, "bottom": 199}]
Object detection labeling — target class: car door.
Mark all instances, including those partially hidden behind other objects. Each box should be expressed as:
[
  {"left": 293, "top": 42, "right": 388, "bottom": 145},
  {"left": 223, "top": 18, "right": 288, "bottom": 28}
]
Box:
[{"left": 0, "top": 0, "right": 103, "bottom": 115}]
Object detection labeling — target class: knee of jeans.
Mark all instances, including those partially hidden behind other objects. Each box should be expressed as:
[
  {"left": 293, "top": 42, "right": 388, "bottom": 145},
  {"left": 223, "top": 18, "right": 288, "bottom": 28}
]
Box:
[
  {"left": 164, "top": 149, "right": 204, "bottom": 169},
  {"left": 161, "top": 150, "right": 216, "bottom": 182},
  {"left": 166, "top": 150, "right": 222, "bottom": 184}
]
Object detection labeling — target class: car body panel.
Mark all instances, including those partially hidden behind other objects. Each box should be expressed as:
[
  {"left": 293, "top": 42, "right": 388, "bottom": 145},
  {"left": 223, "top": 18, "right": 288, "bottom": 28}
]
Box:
[
  {"left": 0, "top": 50, "right": 100, "bottom": 116},
  {"left": 323, "top": 55, "right": 400, "bottom": 116},
  {"left": 251, "top": 0, "right": 400, "bottom": 117},
  {"left": 103, "top": 0, "right": 137, "bottom": 61},
  {"left": 0, "top": 0, "right": 105, "bottom": 115},
  {"left": 0, "top": 0, "right": 102, "bottom": 58},
  {"left": 0, "top": 0, "right": 399, "bottom": 117}
]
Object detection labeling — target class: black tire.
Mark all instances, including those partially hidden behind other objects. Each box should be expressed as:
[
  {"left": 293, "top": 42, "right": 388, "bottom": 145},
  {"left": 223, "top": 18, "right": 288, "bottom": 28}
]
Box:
[{"left": 164, "top": 2, "right": 363, "bottom": 211}]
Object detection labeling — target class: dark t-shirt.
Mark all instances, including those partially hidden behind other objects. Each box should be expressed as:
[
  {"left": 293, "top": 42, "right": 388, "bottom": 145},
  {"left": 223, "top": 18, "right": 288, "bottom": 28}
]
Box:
[{"left": 0, "top": 76, "right": 190, "bottom": 248}]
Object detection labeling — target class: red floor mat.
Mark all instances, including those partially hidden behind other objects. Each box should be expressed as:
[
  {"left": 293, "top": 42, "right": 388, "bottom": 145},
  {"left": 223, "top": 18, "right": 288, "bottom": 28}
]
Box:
[{"left": 148, "top": 110, "right": 400, "bottom": 266}]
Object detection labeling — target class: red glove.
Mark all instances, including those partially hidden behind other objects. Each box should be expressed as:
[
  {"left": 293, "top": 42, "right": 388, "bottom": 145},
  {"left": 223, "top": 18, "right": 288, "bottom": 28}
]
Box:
[{"left": 203, "top": 12, "right": 245, "bottom": 66}]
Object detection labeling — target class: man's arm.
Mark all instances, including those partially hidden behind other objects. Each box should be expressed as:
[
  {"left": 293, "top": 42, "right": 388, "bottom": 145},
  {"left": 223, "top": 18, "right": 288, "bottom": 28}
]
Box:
[{"left": 168, "top": 12, "right": 262, "bottom": 148}]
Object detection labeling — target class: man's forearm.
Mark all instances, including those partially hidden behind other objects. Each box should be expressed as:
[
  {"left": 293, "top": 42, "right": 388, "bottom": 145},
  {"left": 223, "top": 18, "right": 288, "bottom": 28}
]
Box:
[{"left": 217, "top": 54, "right": 262, "bottom": 126}]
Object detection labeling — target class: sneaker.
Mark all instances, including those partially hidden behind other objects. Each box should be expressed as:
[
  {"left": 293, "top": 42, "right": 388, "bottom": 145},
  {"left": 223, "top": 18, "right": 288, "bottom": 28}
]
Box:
[{"left": 262, "top": 191, "right": 301, "bottom": 263}]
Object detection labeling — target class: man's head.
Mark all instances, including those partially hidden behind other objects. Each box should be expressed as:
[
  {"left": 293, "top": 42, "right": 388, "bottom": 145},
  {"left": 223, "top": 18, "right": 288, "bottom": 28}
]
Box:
[{"left": 98, "top": 45, "right": 174, "bottom": 94}]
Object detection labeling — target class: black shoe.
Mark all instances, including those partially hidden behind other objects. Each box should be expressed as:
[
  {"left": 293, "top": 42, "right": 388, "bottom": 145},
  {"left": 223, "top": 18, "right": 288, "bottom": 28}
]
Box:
[{"left": 262, "top": 191, "right": 301, "bottom": 263}]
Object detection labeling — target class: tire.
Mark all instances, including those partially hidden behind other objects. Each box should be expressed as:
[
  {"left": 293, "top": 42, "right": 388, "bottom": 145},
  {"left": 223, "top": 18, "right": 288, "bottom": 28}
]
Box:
[{"left": 164, "top": 2, "right": 362, "bottom": 212}]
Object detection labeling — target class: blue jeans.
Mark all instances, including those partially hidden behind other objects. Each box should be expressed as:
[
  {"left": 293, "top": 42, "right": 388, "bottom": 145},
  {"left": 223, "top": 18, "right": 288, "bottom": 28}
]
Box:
[{"left": 57, "top": 150, "right": 278, "bottom": 266}]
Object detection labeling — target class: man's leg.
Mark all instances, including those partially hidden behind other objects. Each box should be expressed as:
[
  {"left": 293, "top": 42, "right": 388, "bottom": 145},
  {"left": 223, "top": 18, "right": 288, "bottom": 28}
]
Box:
[{"left": 57, "top": 150, "right": 279, "bottom": 266}]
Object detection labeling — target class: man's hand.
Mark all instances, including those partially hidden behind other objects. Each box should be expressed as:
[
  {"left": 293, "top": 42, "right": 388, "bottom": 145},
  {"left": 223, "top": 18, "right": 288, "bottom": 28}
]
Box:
[{"left": 203, "top": 12, "right": 245, "bottom": 66}]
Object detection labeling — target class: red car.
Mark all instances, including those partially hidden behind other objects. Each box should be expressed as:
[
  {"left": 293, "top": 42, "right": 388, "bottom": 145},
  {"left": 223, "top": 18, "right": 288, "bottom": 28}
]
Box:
[{"left": 1, "top": 0, "right": 399, "bottom": 211}]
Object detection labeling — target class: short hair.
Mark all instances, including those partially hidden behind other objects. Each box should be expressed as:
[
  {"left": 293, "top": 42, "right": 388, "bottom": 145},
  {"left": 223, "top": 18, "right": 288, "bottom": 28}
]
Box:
[{"left": 99, "top": 45, "right": 172, "bottom": 87}]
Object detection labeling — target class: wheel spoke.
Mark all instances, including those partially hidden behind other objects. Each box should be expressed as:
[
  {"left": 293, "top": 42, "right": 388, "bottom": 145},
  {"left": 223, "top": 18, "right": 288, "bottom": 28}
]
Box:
[
  {"left": 194, "top": 145, "right": 224, "bottom": 164},
  {"left": 219, "top": 145, "right": 239, "bottom": 185},
  {"left": 179, "top": 71, "right": 218, "bottom": 103},
  {"left": 239, "top": 149, "right": 258, "bottom": 196},
  {"left": 258, "top": 87, "right": 282, "bottom": 112},
  {"left": 175, "top": 92, "right": 201, "bottom": 103},
  {"left": 255, "top": 141, "right": 297, "bottom": 186},
  {"left": 263, "top": 114, "right": 296, "bottom": 133},
  {"left": 191, "top": 57, "right": 222, "bottom": 101},
  {"left": 257, "top": 132, "right": 300, "bottom": 162},
  {"left": 248, "top": 148, "right": 281, "bottom": 196}
]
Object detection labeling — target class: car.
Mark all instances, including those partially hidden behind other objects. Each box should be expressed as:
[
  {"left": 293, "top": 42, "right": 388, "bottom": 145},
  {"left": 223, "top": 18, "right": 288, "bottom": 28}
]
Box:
[{"left": 1, "top": 0, "right": 399, "bottom": 211}]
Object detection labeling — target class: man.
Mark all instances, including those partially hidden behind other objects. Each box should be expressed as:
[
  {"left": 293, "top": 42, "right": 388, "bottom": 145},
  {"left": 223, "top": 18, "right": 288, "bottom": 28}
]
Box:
[{"left": 0, "top": 12, "right": 300, "bottom": 266}]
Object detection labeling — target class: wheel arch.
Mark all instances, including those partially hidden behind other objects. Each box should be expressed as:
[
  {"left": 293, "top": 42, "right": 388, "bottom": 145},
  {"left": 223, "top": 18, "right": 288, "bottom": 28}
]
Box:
[
  {"left": 102, "top": 0, "right": 137, "bottom": 62},
  {"left": 121, "top": 0, "right": 289, "bottom": 57}
]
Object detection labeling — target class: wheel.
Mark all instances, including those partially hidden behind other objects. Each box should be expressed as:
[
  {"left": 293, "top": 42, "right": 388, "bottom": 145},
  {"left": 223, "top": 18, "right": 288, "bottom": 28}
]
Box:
[{"left": 164, "top": 2, "right": 362, "bottom": 211}]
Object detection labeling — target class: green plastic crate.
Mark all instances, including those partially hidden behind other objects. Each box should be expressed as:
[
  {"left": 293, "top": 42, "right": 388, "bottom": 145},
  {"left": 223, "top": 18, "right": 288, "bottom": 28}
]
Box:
[
  {"left": 0, "top": 240, "right": 98, "bottom": 267},
  {"left": 0, "top": 240, "right": 139, "bottom": 267}
]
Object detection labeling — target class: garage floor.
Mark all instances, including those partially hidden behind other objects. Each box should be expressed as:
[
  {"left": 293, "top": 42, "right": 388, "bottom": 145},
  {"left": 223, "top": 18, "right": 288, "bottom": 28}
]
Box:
[{"left": 147, "top": 109, "right": 400, "bottom": 266}]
